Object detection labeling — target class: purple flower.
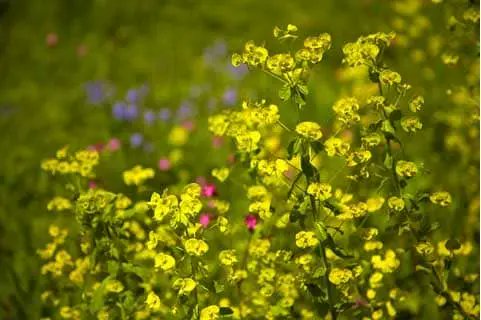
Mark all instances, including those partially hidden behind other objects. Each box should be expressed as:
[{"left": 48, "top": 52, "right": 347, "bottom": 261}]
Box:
[
  {"left": 144, "top": 109, "right": 156, "bottom": 125},
  {"left": 203, "top": 40, "right": 227, "bottom": 65},
  {"left": 159, "top": 108, "right": 171, "bottom": 122},
  {"left": 125, "top": 85, "right": 149, "bottom": 104},
  {"left": 124, "top": 104, "right": 138, "bottom": 121},
  {"left": 85, "top": 81, "right": 106, "bottom": 105},
  {"left": 227, "top": 63, "right": 248, "bottom": 80},
  {"left": 245, "top": 214, "right": 258, "bottom": 231},
  {"left": 112, "top": 101, "right": 127, "bottom": 120},
  {"left": 222, "top": 88, "right": 237, "bottom": 106},
  {"left": 130, "top": 133, "right": 143, "bottom": 147},
  {"left": 177, "top": 101, "right": 194, "bottom": 120}
]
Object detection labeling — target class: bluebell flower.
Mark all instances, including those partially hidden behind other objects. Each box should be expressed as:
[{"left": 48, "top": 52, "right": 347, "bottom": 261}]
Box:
[
  {"left": 177, "top": 100, "right": 194, "bottom": 120},
  {"left": 124, "top": 104, "right": 139, "bottom": 121},
  {"left": 159, "top": 108, "right": 171, "bottom": 122},
  {"left": 227, "top": 63, "right": 248, "bottom": 80},
  {"left": 130, "top": 133, "right": 143, "bottom": 147},
  {"left": 112, "top": 101, "right": 127, "bottom": 120},
  {"left": 85, "top": 81, "right": 110, "bottom": 105},
  {"left": 222, "top": 88, "right": 237, "bottom": 106},
  {"left": 144, "top": 109, "right": 156, "bottom": 125}
]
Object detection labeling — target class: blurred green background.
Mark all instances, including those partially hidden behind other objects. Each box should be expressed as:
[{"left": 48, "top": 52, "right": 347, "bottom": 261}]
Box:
[{"left": 0, "top": 0, "right": 478, "bottom": 318}]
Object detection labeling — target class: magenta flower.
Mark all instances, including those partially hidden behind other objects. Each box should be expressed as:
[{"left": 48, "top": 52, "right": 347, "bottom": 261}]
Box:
[
  {"left": 158, "top": 158, "right": 171, "bottom": 171},
  {"left": 107, "top": 138, "right": 121, "bottom": 151},
  {"left": 88, "top": 181, "right": 97, "bottom": 189},
  {"left": 245, "top": 214, "right": 258, "bottom": 231},
  {"left": 212, "top": 136, "right": 224, "bottom": 148},
  {"left": 202, "top": 183, "right": 217, "bottom": 198},
  {"left": 199, "top": 213, "right": 212, "bottom": 228}
]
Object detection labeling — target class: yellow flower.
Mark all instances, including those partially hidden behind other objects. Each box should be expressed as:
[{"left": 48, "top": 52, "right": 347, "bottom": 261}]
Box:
[
  {"left": 212, "top": 167, "right": 230, "bottom": 182},
  {"left": 105, "top": 280, "right": 124, "bottom": 293},
  {"left": 366, "top": 197, "right": 385, "bottom": 212},
  {"left": 173, "top": 278, "right": 197, "bottom": 295},
  {"left": 168, "top": 126, "right": 189, "bottom": 146},
  {"left": 200, "top": 305, "right": 220, "bottom": 320},
  {"left": 307, "top": 182, "right": 332, "bottom": 201},
  {"left": 395, "top": 160, "right": 418, "bottom": 178},
  {"left": 371, "top": 249, "right": 400, "bottom": 273},
  {"left": 328, "top": 268, "right": 353, "bottom": 286},
  {"left": 219, "top": 250, "right": 238, "bottom": 266},
  {"left": 429, "top": 191, "right": 452, "bottom": 207},
  {"left": 123, "top": 166, "right": 155, "bottom": 186},
  {"left": 380, "top": 70, "right": 402, "bottom": 85},
  {"left": 154, "top": 253, "right": 176, "bottom": 271},
  {"left": 388, "top": 196, "right": 405, "bottom": 211},
  {"left": 146, "top": 292, "right": 161, "bottom": 311},
  {"left": 295, "top": 121, "right": 323, "bottom": 140},
  {"left": 295, "top": 231, "right": 319, "bottom": 248},
  {"left": 47, "top": 197, "right": 72, "bottom": 211},
  {"left": 184, "top": 238, "right": 209, "bottom": 256},
  {"left": 324, "top": 137, "right": 350, "bottom": 157}
]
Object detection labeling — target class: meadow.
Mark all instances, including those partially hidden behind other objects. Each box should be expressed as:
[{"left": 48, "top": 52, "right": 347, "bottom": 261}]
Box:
[{"left": 0, "top": 1, "right": 479, "bottom": 319}]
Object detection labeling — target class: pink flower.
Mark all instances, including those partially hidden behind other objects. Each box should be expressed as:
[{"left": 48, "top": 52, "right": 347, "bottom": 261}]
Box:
[
  {"left": 107, "top": 138, "right": 121, "bottom": 151},
  {"left": 87, "top": 143, "right": 104, "bottom": 152},
  {"left": 46, "top": 33, "right": 58, "bottom": 47},
  {"left": 158, "top": 158, "right": 171, "bottom": 171},
  {"left": 195, "top": 176, "right": 207, "bottom": 186},
  {"left": 199, "top": 213, "right": 212, "bottom": 228},
  {"left": 88, "top": 181, "right": 97, "bottom": 189},
  {"left": 202, "top": 183, "right": 217, "bottom": 197},
  {"left": 245, "top": 214, "right": 258, "bottom": 231},
  {"left": 227, "top": 153, "right": 236, "bottom": 164},
  {"left": 182, "top": 120, "right": 195, "bottom": 131},
  {"left": 212, "top": 136, "right": 224, "bottom": 148}
]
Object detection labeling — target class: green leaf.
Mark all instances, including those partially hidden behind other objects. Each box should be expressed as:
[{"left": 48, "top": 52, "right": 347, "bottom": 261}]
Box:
[
  {"left": 315, "top": 222, "right": 328, "bottom": 242},
  {"left": 301, "top": 156, "right": 317, "bottom": 181},
  {"left": 297, "top": 84, "right": 309, "bottom": 95},
  {"left": 381, "top": 120, "right": 396, "bottom": 135},
  {"left": 214, "top": 281, "right": 225, "bottom": 293},
  {"left": 384, "top": 153, "right": 393, "bottom": 169},
  {"left": 278, "top": 85, "right": 291, "bottom": 101}
]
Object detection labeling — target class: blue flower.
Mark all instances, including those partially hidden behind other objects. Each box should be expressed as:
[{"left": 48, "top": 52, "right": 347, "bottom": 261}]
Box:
[
  {"left": 124, "top": 104, "right": 139, "bottom": 121},
  {"left": 85, "top": 81, "right": 111, "bottom": 105},
  {"left": 112, "top": 101, "right": 127, "bottom": 120},
  {"left": 130, "top": 133, "right": 143, "bottom": 148},
  {"left": 222, "top": 88, "right": 237, "bottom": 106},
  {"left": 144, "top": 109, "right": 156, "bottom": 125},
  {"left": 159, "top": 108, "right": 171, "bottom": 122}
]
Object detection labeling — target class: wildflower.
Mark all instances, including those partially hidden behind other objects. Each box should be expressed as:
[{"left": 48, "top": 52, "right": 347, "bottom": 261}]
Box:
[
  {"left": 429, "top": 191, "right": 452, "bottom": 207},
  {"left": 47, "top": 197, "right": 72, "bottom": 211},
  {"left": 200, "top": 305, "right": 220, "bottom": 320},
  {"left": 173, "top": 278, "right": 197, "bottom": 295},
  {"left": 123, "top": 166, "right": 154, "bottom": 186},
  {"left": 324, "top": 137, "right": 350, "bottom": 157},
  {"left": 409, "top": 96, "right": 424, "bottom": 112},
  {"left": 295, "top": 231, "right": 319, "bottom": 248},
  {"left": 105, "top": 280, "right": 124, "bottom": 293},
  {"left": 199, "top": 213, "right": 212, "bottom": 227},
  {"left": 106, "top": 138, "right": 121, "bottom": 151},
  {"left": 328, "top": 268, "right": 353, "bottom": 286},
  {"left": 267, "top": 53, "right": 295, "bottom": 74},
  {"left": 202, "top": 183, "right": 217, "bottom": 197},
  {"left": 307, "top": 182, "right": 332, "bottom": 201},
  {"left": 415, "top": 241, "right": 434, "bottom": 256},
  {"left": 380, "top": 70, "right": 402, "bottom": 85},
  {"left": 332, "top": 97, "right": 360, "bottom": 125},
  {"left": 154, "top": 253, "right": 176, "bottom": 271},
  {"left": 158, "top": 157, "right": 171, "bottom": 171},
  {"left": 168, "top": 126, "right": 189, "bottom": 146},
  {"left": 366, "top": 197, "right": 385, "bottom": 212},
  {"left": 219, "top": 250, "right": 238, "bottom": 266},
  {"left": 184, "top": 238, "right": 209, "bottom": 256},
  {"left": 146, "top": 292, "right": 161, "bottom": 311},
  {"left": 395, "top": 160, "right": 418, "bottom": 178},
  {"left": 295, "top": 121, "right": 323, "bottom": 140},
  {"left": 245, "top": 214, "right": 258, "bottom": 231},
  {"left": 371, "top": 249, "right": 400, "bottom": 273},
  {"left": 401, "top": 116, "right": 423, "bottom": 133},
  {"left": 212, "top": 167, "right": 229, "bottom": 182},
  {"left": 388, "top": 196, "right": 405, "bottom": 211}
]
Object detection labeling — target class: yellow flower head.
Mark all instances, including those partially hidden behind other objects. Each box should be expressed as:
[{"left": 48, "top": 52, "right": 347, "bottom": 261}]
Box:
[
  {"left": 295, "top": 231, "right": 319, "bottom": 248},
  {"left": 184, "top": 238, "right": 209, "bottom": 256},
  {"left": 295, "top": 121, "right": 323, "bottom": 141}
]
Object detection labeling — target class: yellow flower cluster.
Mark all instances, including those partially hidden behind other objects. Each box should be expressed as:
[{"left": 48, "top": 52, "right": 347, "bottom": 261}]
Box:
[
  {"left": 41, "top": 148, "right": 99, "bottom": 177},
  {"left": 123, "top": 165, "right": 155, "bottom": 186}
]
